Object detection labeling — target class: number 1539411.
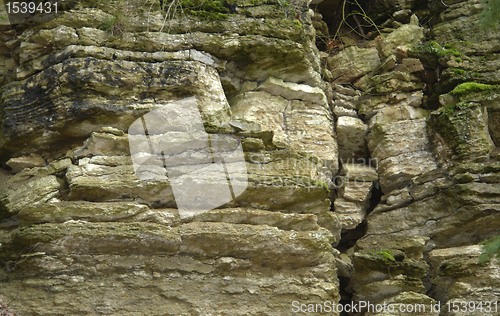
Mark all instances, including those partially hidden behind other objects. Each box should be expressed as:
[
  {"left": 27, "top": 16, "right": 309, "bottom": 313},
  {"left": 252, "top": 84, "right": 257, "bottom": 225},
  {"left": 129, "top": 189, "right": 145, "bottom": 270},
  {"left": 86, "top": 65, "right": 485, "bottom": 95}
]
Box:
[{"left": 6, "top": 2, "right": 57, "bottom": 14}]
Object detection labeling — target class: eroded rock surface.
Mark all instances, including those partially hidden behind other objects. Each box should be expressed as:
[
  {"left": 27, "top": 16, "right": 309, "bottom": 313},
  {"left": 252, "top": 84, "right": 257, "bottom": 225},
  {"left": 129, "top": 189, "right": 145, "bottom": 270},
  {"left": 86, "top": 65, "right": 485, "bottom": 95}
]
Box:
[{"left": 1, "top": 0, "right": 500, "bottom": 315}]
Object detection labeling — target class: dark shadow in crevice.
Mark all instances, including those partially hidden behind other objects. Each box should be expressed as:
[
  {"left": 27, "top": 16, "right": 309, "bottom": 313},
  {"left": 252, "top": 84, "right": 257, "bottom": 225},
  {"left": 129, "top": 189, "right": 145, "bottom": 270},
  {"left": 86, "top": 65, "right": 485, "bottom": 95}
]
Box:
[
  {"left": 338, "top": 275, "right": 352, "bottom": 316},
  {"left": 336, "top": 220, "right": 367, "bottom": 253},
  {"left": 333, "top": 181, "right": 382, "bottom": 314},
  {"left": 335, "top": 180, "right": 382, "bottom": 253}
]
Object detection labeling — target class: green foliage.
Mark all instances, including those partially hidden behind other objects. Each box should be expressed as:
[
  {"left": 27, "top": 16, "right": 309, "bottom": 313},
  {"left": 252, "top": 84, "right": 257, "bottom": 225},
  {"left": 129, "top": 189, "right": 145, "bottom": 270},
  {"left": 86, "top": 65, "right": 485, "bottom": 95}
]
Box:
[
  {"left": 412, "top": 41, "right": 461, "bottom": 58},
  {"left": 479, "top": 235, "right": 500, "bottom": 265},
  {"left": 453, "top": 68, "right": 465, "bottom": 75},
  {"left": 363, "top": 248, "right": 396, "bottom": 263},
  {"left": 310, "top": 180, "right": 330, "bottom": 193},
  {"left": 479, "top": 0, "right": 500, "bottom": 30},
  {"left": 376, "top": 249, "right": 395, "bottom": 263},
  {"left": 101, "top": 12, "right": 126, "bottom": 36}
]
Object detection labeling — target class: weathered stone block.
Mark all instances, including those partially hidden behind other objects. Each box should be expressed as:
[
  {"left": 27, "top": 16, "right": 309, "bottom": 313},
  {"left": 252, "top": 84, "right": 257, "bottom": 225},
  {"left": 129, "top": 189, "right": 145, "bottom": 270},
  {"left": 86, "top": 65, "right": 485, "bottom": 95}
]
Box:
[
  {"left": 368, "top": 119, "right": 438, "bottom": 193},
  {"left": 186, "top": 207, "right": 321, "bottom": 232},
  {"left": 428, "top": 104, "right": 494, "bottom": 166},
  {"left": 368, "top": 104, "right": 427, "bottom": 129},
  {"left": 371, "top": 71, "right": 425, "bottom": 94},
  {"left": 354, "top": 276, "right": 426, "bottom": 304},
  {"left": 231, "top": 91, "right": 338, "bottom": 174},
  {"left": 327, "top": 46, "right": 380, "bottom": 83},
  {"left": 340, "top": 163, "right": 379, "bottom": 182},
  {"left": 366, "top": 292, "right": 438, "bottom": 316},
  {"left": 396, "top": 58, "right": 425, "bottom": 73},
  {"left": 333, "top": 106, "right": 357, "bottom": 117},
  {"left": 362, "top": 183, "right": 500, "bottom": 249},
  {"left": 1, "top": 58, "right": 231, "bottom": 161},
  {"left": 337, "top": 116, "right": 368, "bottom": 160},
  {"left": 241, "top": 138, "right": 265, "bottom": 152},
  {"left": 6, "top": 154, "right": 45, "bottom": 173},
  {"left": 334, "top": 198, "right": 367, "bottom": 230},
  {"left": 0, "top": 176, "right": 61, "bottom": 220},
  {"left": 1, "top": 221, "right": 340, "bottom": 315},
  {"left": 256, "top": 76, "right": 328, "bottom": 108},
  {"left": 430, "top": 245, "right": 500, "bottom": 307},
  {"left": 368, "top": 119, "right": 431, "bottom": 161},
  {"left": 377, "top": 151, "right": 438, "bottom": 194},
  {"left": 340, "top": 181, "right": 373, "bottom": 203},
  {"left": 17, "top": 201, "right": 169, "bottom": 227}
]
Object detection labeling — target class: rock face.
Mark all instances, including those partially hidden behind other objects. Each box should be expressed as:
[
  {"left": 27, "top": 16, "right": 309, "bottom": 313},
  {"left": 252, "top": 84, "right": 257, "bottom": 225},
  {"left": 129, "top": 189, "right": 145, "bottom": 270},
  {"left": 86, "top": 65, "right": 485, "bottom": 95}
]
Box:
[
  {"left": 2, "top": 221, "right": 338, "bottom": 315},
  {"left": 1, "top": 0, "right": 500, "bottom": 315},
  {"left": 0, "top": 0, "right": 341, "bottom": 315}
]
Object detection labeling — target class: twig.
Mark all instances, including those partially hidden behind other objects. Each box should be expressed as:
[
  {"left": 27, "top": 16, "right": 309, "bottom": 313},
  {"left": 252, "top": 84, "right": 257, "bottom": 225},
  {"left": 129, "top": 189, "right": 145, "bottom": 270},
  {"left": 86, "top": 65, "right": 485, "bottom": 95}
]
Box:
[
  {"left": 333, "top": 0, "right": 382, "bottom": 44},
  {"left": 352, "top": 14, "right": 365, "bottom": 38}
]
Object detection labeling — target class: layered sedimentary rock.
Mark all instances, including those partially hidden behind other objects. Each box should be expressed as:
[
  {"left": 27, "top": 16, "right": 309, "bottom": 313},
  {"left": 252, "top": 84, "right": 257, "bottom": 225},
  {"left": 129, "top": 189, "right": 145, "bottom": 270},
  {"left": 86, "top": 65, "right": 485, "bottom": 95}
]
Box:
[
  {"left": 0, "top": 0, "right": 341, "bottom": 315},
  {"left": 323, "top": 2, "right": 500, "bottom": 311},
  {"left": 1, "top": 0, "right": 500, "bottom": 314}
]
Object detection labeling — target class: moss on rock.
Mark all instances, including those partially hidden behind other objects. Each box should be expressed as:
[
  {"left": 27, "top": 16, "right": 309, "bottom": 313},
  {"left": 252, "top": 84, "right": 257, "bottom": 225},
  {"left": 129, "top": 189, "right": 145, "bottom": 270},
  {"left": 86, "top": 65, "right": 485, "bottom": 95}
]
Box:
[{"left": 449, "top": 82, "right": 500, "bottom": 97}]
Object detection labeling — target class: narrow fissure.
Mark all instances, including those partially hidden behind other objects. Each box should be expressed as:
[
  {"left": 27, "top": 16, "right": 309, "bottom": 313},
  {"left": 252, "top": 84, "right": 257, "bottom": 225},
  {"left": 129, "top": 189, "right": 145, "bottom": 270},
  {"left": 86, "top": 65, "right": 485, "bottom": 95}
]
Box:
[{"left": 332, "top": 178, "right": 382, "bottom": 312}]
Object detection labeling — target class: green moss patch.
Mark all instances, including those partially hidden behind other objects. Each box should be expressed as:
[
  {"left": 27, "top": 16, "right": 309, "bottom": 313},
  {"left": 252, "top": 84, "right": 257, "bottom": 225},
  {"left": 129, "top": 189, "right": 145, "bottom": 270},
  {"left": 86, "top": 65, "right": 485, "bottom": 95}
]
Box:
[
  {"left": 449, "top": 82, "right": 500, "bottom": 96},
  {"left": 180, "top": 0, "right": 229, "bottom": 19},
  {"left": 412, "top": 41, "right": 461, "bottom": 58},
  {"left": 439, "top": 101, "right": 474, "bottom": 116}
]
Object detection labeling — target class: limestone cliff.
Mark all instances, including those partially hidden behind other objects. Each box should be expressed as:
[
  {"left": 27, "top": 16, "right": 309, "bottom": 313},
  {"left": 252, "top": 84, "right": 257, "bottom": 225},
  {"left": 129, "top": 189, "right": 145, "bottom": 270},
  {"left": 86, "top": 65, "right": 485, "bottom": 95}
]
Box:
[{"left": 0, "top": 0, "right": 499, "bottom": 315}]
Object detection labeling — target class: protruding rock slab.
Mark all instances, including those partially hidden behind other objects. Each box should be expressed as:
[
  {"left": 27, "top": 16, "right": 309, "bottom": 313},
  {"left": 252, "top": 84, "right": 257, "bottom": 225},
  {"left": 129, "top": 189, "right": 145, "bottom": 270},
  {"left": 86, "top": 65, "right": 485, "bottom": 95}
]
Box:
[
  {"left": 256, "top": 76, "right": 328, "bottom": 108},
  {"left": 66, "top": 162, "right": 175, "bottom": 204},
  {"left": 6, "top": 154, "right": 45, "bottom": 173},
  {"left": 367, "top": 104, "right": 427, "bottom": 129},
  {"left": 361, "top": 182, "right": 500, "bottom": 249},
  {"left": 429, "top": 245, "right": 500, "bottom": 309},
  {"left": 0, "top": 58, "right": 231, "bottom": 161},
  {"left": 351, "top": 250, "right": 428, "bottom": 303},
  {"left": 335, "top": 174, "right": 374, "bottom": 230},
  {"left": 377, "top": 151, "right": 438, "bottom": 194},
  {"left": 0, "top": 176, "right": 61, "bottom": 221},
  {"left": 18, "top": 201, "right": 179, "bottom": 227},
  {"left": 340, "top": 163, "right": 379, "bottom": 182},
  {"left": 365, "top": 292, "right": 438, "bottom": 316},
  {"left": 333, "top": 198, "right": 367, "bottom": 231},
  {"left": 368, "top": 119, "right": 431, "bottom": 161},
  {"left": 368, "top": 119, "right": 438, "bottom": 193},
  {"left": 327, "top": 46, "right": 380, "bottom": 83},
  {"left": 186, "top": 207, "right": 322, "bottom": 232},
  {"left": 339, "top": 181, "right": 373, "bottom": 203},
  {"left": 1, "top": 221, "right": 340, "bottom": 315}
]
